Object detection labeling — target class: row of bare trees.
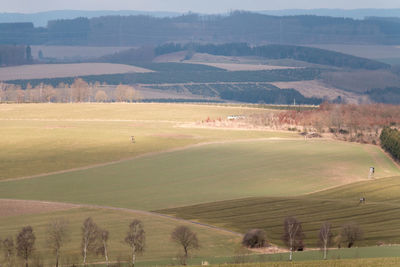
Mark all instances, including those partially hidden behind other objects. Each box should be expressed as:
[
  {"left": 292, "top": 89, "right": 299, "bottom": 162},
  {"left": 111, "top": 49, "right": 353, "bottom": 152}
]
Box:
[
  {"left": 242, "top": 217, "right": 363, "bottom": 261},
  {"left": 1, "top": 218, "right": 199, "bottom": 267},
  {"left": 0, "top": 80, "right": 142, "bottom": 103}
]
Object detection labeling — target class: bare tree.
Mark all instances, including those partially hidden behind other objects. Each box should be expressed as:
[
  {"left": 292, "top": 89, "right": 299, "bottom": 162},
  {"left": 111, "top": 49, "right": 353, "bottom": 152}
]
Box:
[
  {"left": 3, "top": 236, "right": 15, "bottom": 267},
  {"left": 46, "top": 219, "right": 70, "bottom": 267},
  {"left": 282, "top": 216, "right": 304, "bottom": 261},
  {"left": 171, "top": 225, "right": 199, "bottom": 265},
  {"left": 96, "top": 228, "right": 110, "bottom": 266},
  {"left": 125, "top": 220, "right": 145, "bottom": 267},
  {"left": 16, "top": 226, "right": 36, "bottom": 267},
  {"left": 319, "top": 222, "right": 333, "bottom": 260},
  {"left": 81, "top": 217, "right": 99, "bottom": 265},
  {"left": 341, "top": 223, "right": 363, "bottom": 248}
]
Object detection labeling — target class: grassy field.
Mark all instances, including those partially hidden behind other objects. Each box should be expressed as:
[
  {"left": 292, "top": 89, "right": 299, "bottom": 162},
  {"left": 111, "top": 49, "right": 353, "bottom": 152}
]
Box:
[
  {"left": 0, "top": 103, "right": 291, "bottom": 179},
  {"left": 0, "top": 139, "right": 398, "bottom": 210},
  {"left": 0, "top": 206, "right": 240, "bottom": 266},
  {"left": 160, "top": 175, "right": 400, "bottom": 247},
  {"left": 0, "top": 63, "right": 152, "bottom": 80},
  {"left": 197, "top": 257, "right": 400, "bottom": 267}
]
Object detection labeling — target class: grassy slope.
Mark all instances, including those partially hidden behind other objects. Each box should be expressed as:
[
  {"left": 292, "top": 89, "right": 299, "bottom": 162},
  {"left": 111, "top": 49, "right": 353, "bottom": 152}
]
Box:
[
  {"left": 0, "top": 207, "right": 240, "bottom": 265},
  {"left": 0, "top": 140, "right": 398, "bottom": 210},
  {"left": 160, "top": 176, "right": 400, "bottom": 247},
  {"left": 0, "top": 103, "right": 293, "bottom": 179}
]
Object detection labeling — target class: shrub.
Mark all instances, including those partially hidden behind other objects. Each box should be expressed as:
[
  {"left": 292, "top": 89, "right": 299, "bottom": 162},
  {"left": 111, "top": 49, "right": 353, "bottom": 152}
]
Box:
[{"left": 242, "top": 229, "right": 268, "bottom": 248}]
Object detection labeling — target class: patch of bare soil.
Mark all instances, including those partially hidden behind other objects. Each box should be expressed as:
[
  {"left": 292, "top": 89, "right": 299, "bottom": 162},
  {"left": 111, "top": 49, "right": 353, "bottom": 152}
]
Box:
[
  {"left": 0, "top": 199, "right": 78, "bottom": 217},
  {"left": 272, "top": 80, "right": 363, "bottom": 104},
  {"left": 250, "top": 246, "right": 289, "bottom": 254}
]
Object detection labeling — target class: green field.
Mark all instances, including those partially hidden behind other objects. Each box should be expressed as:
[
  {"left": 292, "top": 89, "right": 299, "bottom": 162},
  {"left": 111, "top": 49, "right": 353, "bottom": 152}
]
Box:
[
  {"left": 1, "top": 103, "right": 400, "bottom": 266},
  {"left": 0, "top": 103, "right": 293, "bottom": 179},
  {"left": 0, "top": 206, "right": 240, "bottom": 266},
  {"left": 0, "top": 140, "right": 397, "bottom": 210},
  {"left": 160, "top": 175, "right": 400, "bottom": 247}
]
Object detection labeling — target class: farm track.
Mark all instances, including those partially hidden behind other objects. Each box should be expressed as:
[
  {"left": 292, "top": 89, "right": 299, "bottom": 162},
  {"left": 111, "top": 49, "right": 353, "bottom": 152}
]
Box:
[{"left": 0, "top": 137, "right": 302, "bottom": 182}]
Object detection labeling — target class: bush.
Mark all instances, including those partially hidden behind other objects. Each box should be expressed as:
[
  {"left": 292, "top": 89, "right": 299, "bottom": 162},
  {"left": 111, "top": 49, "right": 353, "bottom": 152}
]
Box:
[{"left": 242, "top": 229, "right": 268, "bottom": 248}]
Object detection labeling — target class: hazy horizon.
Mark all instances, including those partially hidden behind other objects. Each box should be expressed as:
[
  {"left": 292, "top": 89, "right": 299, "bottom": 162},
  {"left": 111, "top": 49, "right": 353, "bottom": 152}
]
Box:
[{"left": 2, "top": 0, "right": 400, "bottom": 14}]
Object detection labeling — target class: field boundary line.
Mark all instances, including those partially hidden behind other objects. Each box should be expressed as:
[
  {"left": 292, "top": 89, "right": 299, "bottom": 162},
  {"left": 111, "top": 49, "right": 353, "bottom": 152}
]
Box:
[{"left": 1, "top": 137, "right": 300, "bottom": 182}]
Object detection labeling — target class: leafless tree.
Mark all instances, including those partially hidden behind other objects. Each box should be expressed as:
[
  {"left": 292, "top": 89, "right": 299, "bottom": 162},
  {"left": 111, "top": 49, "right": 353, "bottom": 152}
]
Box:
[
  {"left": 282, "top": 216, "right": 304, "bottom": 261},
  {"left": 341, "top": 223, "right": 363, "bottom": 248},
  {"left": 16, "top": 226, "right": 36, "bottom": 267},
  {"left": 95, "top": 90, "right": 108, "bottom": 102},
  {"left": 125, "top": 220, "right": 145, "bottom": 267},
  {"left": 319, "top": 222, "right": 333, "bottom": 260},
  {"left": 3, "top": 236, "right": 15, "bottom": 267},
  {"left": 81, "top": 217, "right": 99, "bottom": 265},
  {"left": 46, "top": 219, "right": 70, "bottom": 267},
  {"left": 96, "top": 228, "right": 110, "bottom": 266},
  {"left": 171, "top": 225, "right": 199, "bottom": 265}
]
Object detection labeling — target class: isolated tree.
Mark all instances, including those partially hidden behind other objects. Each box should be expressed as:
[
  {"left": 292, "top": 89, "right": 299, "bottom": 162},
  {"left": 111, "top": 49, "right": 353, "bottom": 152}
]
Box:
[
  {"left": 16, "top": 226, "right": 36, "bottom": 267},
  {"left": 282, "top": 216, "right": 304, "bottom": 261},
  {"left": 46, "top": 219, "right": 70, "bottom": 267},
  {"left": 242, "top": 229, "right": 268, "bottom": 248},
  {"left": 171, "top": 225, "right": 199, "bottom": 265},
  {"left": 319, "top": 222, "right": 333, "bottom": 260},
  {"left": 3, "top": 236, "right": 15, "bottom": 266},
  {"left": 341, "top": 223, "right": 363, "bottom": 248},
  {"left": 81, "top": 217, "right": 99, "bottom": 265},
  {"left": 96, "top": 228, "right": 110, "bottom": 266},
  {"left": 125, "top": 220, "right": 145, "bottom": 267}
]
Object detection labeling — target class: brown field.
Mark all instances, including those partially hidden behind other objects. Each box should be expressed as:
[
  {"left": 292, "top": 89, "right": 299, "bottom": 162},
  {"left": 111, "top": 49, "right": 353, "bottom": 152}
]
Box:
[
  {"left": 272, "top": 80, "right": 364, "bottom": 103},
  {"left": 0, "top": 63, "right": 153, "bottom": 81},
  {"left": 0, "top": 199, "right": 77, "bottom": 217},
  {"left": 31, "top": 46, "right": 134, "bottom": 60}
]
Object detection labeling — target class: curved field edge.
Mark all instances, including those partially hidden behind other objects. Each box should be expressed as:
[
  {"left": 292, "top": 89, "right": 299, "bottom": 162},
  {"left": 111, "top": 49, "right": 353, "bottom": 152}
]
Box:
[
  {"left": 0, "top": 204, "right": 240, "bottom": 265},
  {"left": 0, "top": 140, "right": 397, "bottom": 210},
  {"left": 158, "top": 175, "right": 400, "bottom": 247}
]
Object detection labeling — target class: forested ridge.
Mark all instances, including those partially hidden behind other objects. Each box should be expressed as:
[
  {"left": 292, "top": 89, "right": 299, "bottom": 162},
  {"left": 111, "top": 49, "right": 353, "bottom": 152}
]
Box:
[{"left": 2, "top": 12, "right": 400, "bottom": 46}]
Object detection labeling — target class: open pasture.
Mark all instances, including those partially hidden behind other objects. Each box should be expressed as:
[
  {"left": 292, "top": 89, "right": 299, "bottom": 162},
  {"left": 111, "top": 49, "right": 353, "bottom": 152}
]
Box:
[
  {"left": 160, "top": 175, "right": 400, "bottom": 247},
  {"left": 0, "top": 204, "right": 240, "bottom": 265},
  {"left": 0, "top": 103, "right": 290, "bottom": 179},
  {"left": 0, "top": 63, "right": 152, "bottom": 81},
  {"left": 0, "top": 139, "right": 397, "bottom": 210},
  {"left": 187, "top": 62, "right": 299, "bottom": 71}
]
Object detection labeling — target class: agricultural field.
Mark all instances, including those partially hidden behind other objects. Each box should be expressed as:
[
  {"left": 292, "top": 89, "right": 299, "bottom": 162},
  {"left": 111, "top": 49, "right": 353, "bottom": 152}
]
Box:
[
  {"left": 0, "top": 139, "right": 398, "bottom": 210},
  {"left": 1, "top": 103, "right": 400, "bottom": 266},
  {"left": 0, "top": 63, "right": 152, "bottom": 80},
  {"left": 0, "top": 201, "right": 240, "bottom": 265},
  {"left": 160, "top": 175, "right": 400, "bottom": 247},
  {"left": 186, "top": 62, "right": 299, "bottom": 71}
]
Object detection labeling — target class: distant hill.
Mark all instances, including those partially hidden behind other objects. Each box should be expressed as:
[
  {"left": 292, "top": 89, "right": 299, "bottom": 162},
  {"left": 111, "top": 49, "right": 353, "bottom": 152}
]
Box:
[
  {"left": 0, "top": 10, "right": 181, "bottom": 27},
  {"left": 1, "top": 12, "right": 400, "bottom": 46},
  {"left": 258, "top": 9, "right": 400, "bottom": 19}
]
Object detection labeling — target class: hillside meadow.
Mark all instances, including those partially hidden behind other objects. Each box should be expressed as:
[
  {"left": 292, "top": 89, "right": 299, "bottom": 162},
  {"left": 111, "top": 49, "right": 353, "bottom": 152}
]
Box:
[
  {"left": 0, "top": 103, "right": 293, "bottom": 179},
  {"left": 0, "top": 139, "right": 398, "bottom": 210}
]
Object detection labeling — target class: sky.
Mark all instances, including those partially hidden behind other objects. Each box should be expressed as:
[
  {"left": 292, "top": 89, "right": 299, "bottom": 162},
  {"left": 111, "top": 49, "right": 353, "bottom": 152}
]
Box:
[{"left": 1, "top": 0, "right": 400, "bottom": 13}]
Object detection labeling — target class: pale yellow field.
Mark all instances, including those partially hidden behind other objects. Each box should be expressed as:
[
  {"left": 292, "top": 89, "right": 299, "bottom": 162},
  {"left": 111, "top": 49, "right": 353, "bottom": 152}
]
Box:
[{"left": 0, "top": 63, "right": 152, "bottom": 81}]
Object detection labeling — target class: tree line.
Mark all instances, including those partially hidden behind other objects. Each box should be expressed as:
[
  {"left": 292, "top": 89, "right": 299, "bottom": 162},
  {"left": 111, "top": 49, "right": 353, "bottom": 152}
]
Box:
[
  {"left": 2, "top": 12, "right": 400, "bottom": 46},
  {"left": 242, "top": 216, "right": 363, "bottom": 262},
  {"left": 1, "top": 218, "right": 199, "bottom": 267},
  {"left": 0, "top": 79, "right": 141, "bottom": 103}
]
